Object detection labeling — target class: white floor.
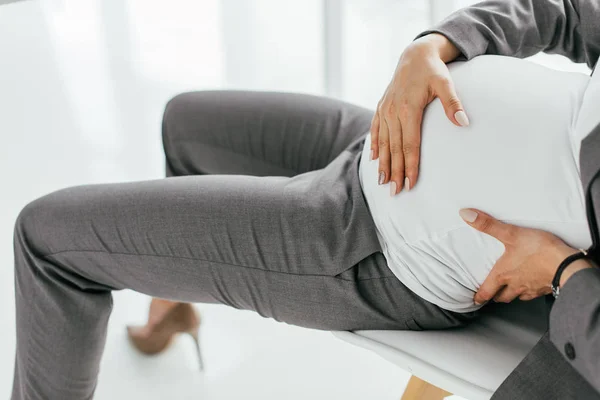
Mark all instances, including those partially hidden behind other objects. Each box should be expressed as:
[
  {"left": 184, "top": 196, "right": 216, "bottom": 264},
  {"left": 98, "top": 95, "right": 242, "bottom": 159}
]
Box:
[{"left": 0, "top": 1, "right": 589, "bottom": 399}]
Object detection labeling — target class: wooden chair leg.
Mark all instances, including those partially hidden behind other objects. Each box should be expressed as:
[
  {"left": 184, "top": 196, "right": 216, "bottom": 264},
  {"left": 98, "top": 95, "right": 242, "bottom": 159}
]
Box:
[{"left": 401, "top": 375, "right": 452, "bottom": 400}]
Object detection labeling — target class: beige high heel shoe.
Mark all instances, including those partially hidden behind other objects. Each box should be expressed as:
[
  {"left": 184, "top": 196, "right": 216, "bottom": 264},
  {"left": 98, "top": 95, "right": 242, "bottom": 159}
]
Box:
[{"left": 127, "top": 299, "right": 204, "bottom": 370}]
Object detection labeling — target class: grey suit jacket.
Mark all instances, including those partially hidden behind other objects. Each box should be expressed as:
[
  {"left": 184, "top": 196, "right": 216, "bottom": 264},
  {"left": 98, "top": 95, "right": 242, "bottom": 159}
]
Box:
[{"left": 418, "top": 1, "right": 600, "bottom": 398}]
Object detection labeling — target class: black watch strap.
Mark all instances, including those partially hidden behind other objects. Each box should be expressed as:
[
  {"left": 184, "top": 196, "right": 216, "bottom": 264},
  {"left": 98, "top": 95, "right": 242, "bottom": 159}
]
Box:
[{"left": 551, "top": 249, "right": 589, "bottom": 298}]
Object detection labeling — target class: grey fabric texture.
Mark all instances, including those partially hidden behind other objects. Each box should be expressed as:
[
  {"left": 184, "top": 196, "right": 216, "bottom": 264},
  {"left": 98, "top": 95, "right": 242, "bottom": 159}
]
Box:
[
  {"left": 417, "top": 1, "right": 600, "bottom": 398},
  {"left": 11, "top": 91, "right": 475, "bottom": 399},
  {"left": 416, "top": 0, "right": 600, "bottom": 69},
  {"left": 549, "top": 123, "right": 600, "bottom": 394},
  {"left": 492, "top": 331, "right": 600, "bottom": 400},
  {"left": 550, "top": 268, "right": 600, "bottom": 398}
]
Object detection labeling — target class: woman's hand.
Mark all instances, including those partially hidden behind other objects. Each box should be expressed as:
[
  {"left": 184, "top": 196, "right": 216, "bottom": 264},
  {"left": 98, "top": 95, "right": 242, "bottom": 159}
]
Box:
[
  {"left": 458, "top": 208, "right": 590, "bottom": 304},
  {"left": 371, "top": 33, "right": 469, "bottom": 196}
]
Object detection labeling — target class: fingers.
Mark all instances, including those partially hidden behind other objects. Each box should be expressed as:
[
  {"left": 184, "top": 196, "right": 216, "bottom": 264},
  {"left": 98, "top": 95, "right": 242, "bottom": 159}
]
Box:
[
  {"left": 398, "top": 104, "right": 422, "bottom": 192},
  {"left": 387, "top": 113, "right": 405, "bottom": 195},
  {"left": 375, "top": 97, "right": 420, "bottom": 193},
  {"left": 433, "top": 76, "right": 469, "bottom": 127},
  {"left": 474, "top": 256, "right": 510, "bottom": 305},
  {"left": 519, "top": 287, "right": 551, "bottom": 301},
  {"left": 370, "top": 111, "right": 380, "bottom": 160},
  {"left": 377, "top": 112, "right": 391, "bottom": 186},
  {"left": 518, "top": 294, "right": 535, "bottom": 301},
  {"left": 493, "top": 287, "right": 521, "bottom": 303},
  {"left": 459, "top": 208, "right": 520, "bottom": 246},
  {"left": 474, "top": 275, "right": 505, "bottom": 305}
]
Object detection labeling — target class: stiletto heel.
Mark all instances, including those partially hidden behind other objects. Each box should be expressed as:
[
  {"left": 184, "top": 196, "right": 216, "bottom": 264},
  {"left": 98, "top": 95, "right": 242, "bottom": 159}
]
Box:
[
  {"left": 127, "top": 300, "right": 203, "bottom": 370},
  {"left": 187, "top": 329, "right": 204, "bottom": 371}
]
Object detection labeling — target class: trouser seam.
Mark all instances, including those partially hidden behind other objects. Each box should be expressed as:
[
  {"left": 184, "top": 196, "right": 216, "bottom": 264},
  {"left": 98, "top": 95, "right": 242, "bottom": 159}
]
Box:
[{"left": 44, "top": 248, "right": 344, "bottom": 279}]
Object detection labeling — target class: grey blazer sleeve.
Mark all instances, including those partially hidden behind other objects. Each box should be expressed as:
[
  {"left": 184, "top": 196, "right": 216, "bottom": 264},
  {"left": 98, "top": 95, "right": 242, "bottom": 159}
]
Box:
[
  {"left": 549, "top": 122, "right": 600, "bottom": 392},
  {"left": 416, "top": 0, "right": 600, "bottom": 68},
  {"left": 550, "top": 264, "right": 600, "bottom": 391}
]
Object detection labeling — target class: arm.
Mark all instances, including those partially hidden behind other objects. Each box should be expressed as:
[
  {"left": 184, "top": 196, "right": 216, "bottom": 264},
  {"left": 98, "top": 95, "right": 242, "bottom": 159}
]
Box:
[
  {"left": 550, "top": 260, "right": 600, "bottom": 391},
  {"left": 417, "top": 0, "right": 600, "bottom": 68},
  {"left": 370, "top": 0, "right": 599, "bottom": 197},
  {"left": 459, "top": 209, "right": 600, "bottom": 392}
]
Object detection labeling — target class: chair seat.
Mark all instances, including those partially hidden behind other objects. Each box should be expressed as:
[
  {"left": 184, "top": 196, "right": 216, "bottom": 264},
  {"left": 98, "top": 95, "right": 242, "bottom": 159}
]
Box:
[{"left": 332, "top": 298, "right": 549, "bottom": 400}]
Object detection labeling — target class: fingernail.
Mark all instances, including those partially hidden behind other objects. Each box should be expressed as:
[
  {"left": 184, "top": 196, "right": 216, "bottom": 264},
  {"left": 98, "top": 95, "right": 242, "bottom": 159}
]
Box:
[
  {"left": 459, "top": 208, "right": 478, "bottom": 223},
  {"left": 370, "top": 149, "right": 374, "bottom": 160},
  {"left": 404, "top": 177, "right": 410, "bottom": 191},
  {"left": 378, "top": 171, "right": 385, "bottom": 185},
  {"left": 455, "top": 110, "right": 470, "bottom": 127},
  {"left": 390, "top": 181, "right": 397, "bottom": 196},
  {"left": 474, "top": 300, "right": 482, "bottom": 305}
]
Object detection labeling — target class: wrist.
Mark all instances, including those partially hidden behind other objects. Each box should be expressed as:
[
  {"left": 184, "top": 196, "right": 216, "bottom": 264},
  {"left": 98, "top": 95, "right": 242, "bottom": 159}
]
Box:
[
  {"left": 415, "top": 33, "right": 461, "bottom": 63},
  {"left": 560, "top": 258, "right": 595, "bottom": 287}
]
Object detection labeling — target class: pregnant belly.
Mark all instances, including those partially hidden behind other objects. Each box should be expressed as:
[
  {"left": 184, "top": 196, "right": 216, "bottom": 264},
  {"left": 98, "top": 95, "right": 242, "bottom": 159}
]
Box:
[{"left": 359, "top": 55, "right": 592, "bottom": 312}]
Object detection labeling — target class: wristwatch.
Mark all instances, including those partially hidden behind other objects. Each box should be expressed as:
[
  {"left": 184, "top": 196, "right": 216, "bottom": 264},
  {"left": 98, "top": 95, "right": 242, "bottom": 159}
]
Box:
[{"left": 551, "top": 248, "right": 589, "bottom": 299}]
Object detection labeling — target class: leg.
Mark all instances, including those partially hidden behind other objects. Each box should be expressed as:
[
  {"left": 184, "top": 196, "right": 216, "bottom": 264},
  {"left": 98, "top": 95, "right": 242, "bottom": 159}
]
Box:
[
  {"left": 149, "top": 90, "right": 374, "bottom": 328},
  {"left": 401, "top": 376, "right": 452, "bottom": 400},
  {"left": 12, "top": 156, "right": 432, "bottom": 399},
  {"left": 161, "top": 90, "right": 374, "bottom": 177}
]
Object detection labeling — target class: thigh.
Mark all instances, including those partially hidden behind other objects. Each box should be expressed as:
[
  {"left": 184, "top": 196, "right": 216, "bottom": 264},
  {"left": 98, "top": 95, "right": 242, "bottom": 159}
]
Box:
[
  {"left": 24, "top": 174, "right": 339, "bottom": 280},
  {"left": 220, "top": 250, "right": 474, "bottom": 331},
  {"left": 18, "top": 180, "right": 404, "bottom": 330},
  {"left": 18, "top": 146, "right": 385, "bottom": 326},
  {"left": 162, "top": 91, "right": 373, "bottom": 176}
]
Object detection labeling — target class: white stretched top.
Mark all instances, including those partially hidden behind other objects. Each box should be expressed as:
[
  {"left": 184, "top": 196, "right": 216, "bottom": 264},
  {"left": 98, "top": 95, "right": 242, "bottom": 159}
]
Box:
[{"left": 359, "top": 55, "right": 593, "bottom": 312}]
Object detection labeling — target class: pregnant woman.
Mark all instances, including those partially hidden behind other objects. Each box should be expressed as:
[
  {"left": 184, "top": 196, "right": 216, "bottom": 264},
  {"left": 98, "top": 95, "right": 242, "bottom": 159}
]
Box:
[{"left": 10, "top": 54, "right": 592, "bottom": 399}]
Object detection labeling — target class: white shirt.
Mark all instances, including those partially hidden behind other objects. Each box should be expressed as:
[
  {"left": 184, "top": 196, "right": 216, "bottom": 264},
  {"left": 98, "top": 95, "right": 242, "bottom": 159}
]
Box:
[{"left": 358, "top": 55, "right": 593, "bottom": 312}]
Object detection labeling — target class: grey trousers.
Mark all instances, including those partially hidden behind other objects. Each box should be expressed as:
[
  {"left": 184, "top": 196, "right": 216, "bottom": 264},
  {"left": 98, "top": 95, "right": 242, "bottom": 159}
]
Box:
[{"left": 11, "top": 91, "right": 475, "bottom": 399}]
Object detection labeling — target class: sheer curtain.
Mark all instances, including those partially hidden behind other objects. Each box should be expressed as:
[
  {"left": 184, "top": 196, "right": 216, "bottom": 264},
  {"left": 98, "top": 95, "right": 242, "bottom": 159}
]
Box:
[
  {"left": 2, "top": 0, "right": 590, "bottom": 184},
  {"left": 36, "top": 0, "right": 591, "bottom": 112}
]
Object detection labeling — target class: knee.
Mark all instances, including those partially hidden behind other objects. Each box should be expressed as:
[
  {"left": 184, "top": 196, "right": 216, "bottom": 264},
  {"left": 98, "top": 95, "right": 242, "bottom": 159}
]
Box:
[
  {"left": 162, "top": 91, "right": 240, "bottom": 176},
  {"left": 162, "top": 92, "right": 191, "bottom": 136},
  {"left": 14, "top": 189, "right": 71, "bottom": 255},
  {"left": 15, "top": 196, "right": 47, "bottom": 255},
  {"left": 13, "top": 199, "right": 47, "bottom": 285},
  {"left": 162, "top": 92, "right": 219, "bottom": 148},
  {"left": 161, "top": 93, "right": 204, "bottom": 173}
]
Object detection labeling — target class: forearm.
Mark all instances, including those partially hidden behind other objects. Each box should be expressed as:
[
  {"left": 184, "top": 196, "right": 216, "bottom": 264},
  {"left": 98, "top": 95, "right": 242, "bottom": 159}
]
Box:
[
  {"left": 550, "top": 260, "right": 600, "bottom": 391},
  {"left": 416, "top": 0, "right": 586, "bottom": 63},
  {"left": 412, "top": 33, "right": 461, "bottom": 64}
]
